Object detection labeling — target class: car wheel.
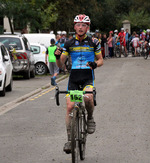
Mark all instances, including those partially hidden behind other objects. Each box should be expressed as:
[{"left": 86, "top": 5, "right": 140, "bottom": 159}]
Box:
[
  {"left": 35, "top": 63, "right": 47, "bottom": 75},
  {"left": 30, "top": 68, "right": 35, "bottom": 78},
  {"left": 24, "top": 69, "right": 30, "bottom": 79},
  {"left": 6, "top": 75, "right": 13, "bottom": 92},
  {"left": 0, "top": 78, "right": 6, "bottom": 96}
]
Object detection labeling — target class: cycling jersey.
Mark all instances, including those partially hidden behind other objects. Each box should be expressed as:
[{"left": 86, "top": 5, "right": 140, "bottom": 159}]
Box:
[
  {"left": 118, "top": 32, "right": 125, "bottom": 43},
  {"left": 63, "top": 35, "right": 101, "bottom": 70},
  {"left": 62, "top": 34, "right": 101, "bottom": 89}
]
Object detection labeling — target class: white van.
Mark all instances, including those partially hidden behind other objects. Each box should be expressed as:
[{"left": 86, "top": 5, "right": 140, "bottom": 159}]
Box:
[{"left": 23, "top": 33, "right": 56, "bottom": 48}]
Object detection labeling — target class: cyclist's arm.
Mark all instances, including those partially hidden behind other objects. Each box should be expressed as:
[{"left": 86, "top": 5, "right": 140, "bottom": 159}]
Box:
[
  {"left": 94, "top": 40, "right": 103, "bottom": 67},
  {"left": 95, "top": 53, "right": 103, "bottom": 67},
  {"left": 56, "top": 53, "right": 67, "bottom": 68}
]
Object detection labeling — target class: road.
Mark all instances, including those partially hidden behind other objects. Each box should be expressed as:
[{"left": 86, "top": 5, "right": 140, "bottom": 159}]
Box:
[{"left": 0, "top": 57, "right": 150, "bottom": 163}]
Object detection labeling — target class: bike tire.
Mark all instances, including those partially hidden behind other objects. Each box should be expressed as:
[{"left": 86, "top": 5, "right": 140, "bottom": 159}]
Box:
[
  {"left": 71, "top": 108, "right": 79, "bottom": 163},
  {"left": 144, "top": 53, "right": 148, "bottom": 60},
  {"left": 79, "top": 109, "right": 86, "bottom": 160},
  {"left": 115, "top": 49, "right": 120, "bottom": 58}
]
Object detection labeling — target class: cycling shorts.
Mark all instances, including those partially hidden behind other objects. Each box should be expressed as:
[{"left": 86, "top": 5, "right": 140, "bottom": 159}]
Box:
[
  {"left": 67, "top": 78, "right": 94, "bottom": 91},
  {"left": 120, "top": 41, "right": 126, "bottom": 47}
]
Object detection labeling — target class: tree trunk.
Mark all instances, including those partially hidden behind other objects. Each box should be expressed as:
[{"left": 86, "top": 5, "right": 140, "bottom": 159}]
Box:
[{"left": 8, "top": 17, "right": 14, "bottom": 34}]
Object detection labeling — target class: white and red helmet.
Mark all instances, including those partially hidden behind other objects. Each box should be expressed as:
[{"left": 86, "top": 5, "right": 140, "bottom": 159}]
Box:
[{"left": 74, "top": 14, "right": 90, "bottom": 25}]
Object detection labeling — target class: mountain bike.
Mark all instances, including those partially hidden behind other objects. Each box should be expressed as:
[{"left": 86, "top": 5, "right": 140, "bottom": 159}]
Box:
[
  {"left": 114, "top": 42, "right": 128, "bottom": 58},
  {"left": 55, "top": 86, "right": 96, "bottom": 163}
]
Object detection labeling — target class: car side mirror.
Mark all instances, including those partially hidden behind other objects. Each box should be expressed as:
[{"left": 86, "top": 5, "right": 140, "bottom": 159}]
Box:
[{"left": 4, "top": 55, "right": 9, "bottom": 62}]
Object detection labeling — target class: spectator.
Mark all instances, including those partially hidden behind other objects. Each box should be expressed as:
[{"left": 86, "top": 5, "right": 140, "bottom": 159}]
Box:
[
  {"left": 107, "top": 32, "right": 113, "bottom": 58},
  {"left": 131, "top": 34, "right": 140, "bottom": 56},
  {"left": 46, "top": 39, "right": 59, "bottom": 86},
  {"left": 114, "top": 29, "right": 118, "bottom": 40},
  {"left": 125, "top": 29, "right": 131, "bottom": 52},
  {"left": 101, "top": 34, "right": 106, "bottom": 58}
]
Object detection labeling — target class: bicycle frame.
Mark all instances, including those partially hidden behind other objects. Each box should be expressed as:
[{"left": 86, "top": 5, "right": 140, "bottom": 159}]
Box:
[{"left": 55, "top": 86, "right": 96, "bottom": 163}]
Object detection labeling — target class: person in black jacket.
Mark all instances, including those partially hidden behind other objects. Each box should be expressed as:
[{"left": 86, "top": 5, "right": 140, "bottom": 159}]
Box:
[{"left": 125, "top": 29, "right": 131, "bottom": 52}]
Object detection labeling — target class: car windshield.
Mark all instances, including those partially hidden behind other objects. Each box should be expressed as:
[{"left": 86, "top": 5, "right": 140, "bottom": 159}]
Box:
[
  {"left": 0, "top": 37, "right": 23, "bottom": 50},
  {"left": 31, "top": 45, "right": 40, "bottom": 54}
]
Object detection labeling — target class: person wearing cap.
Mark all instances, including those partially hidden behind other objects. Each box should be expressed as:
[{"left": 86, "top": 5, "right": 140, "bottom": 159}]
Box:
[
  {"left": 45, "top": 39, "right": 59, "bottom": 86},
  {"left": 54, "top": 14, "right": 103, "bottom": 154},
  {"left": 116, "top": 28, "right": 127, "bottom": 56},
  {"left": 114, "top": 29, "right": 118, "bottom": 40}
]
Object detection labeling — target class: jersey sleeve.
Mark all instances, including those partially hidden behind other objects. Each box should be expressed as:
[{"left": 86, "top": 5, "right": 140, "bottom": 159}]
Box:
[
  {"left": 62, "top": 41, "right": 69, "bottom": 56},
  {"left": 92, "top": 38, "right": 102, "bottom": 55}
]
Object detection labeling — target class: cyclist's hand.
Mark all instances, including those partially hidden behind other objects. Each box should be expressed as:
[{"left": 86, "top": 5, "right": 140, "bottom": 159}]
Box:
[
  {"left": 54, "top": 48, "right": 63, "bottom": 60},
  {"left": 87, "top": 61, "right": 97, "bottom": 70}
]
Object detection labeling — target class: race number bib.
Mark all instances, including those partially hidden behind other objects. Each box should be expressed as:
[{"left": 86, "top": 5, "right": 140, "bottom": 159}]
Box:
[{"left": 70, "top": 90, "right": 83, "bottom": 102}]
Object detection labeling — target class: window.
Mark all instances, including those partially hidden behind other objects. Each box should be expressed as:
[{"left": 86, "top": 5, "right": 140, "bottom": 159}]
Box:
[
  {"left": 22, "top": 37, "right": 30, "bottom": 50},
  {"left": 31, "top": 45, "right": 40, "bottom": 54},
  {"left": 1, "top": 46, "right": 8, "bottom": 62},
  {"left": 0, "top": 37, "right": 23, "bottom": 50}
]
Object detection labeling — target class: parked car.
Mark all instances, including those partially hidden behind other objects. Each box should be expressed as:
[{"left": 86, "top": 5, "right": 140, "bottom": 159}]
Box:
[
  {"left": 30, "top": 43, "right": 49, "bottom": 75},
  {"left": 0, "top": 35, "right": 35, "bottom": 79},
  {"left": 0, "top": 43, "right": 13, "bottom": 96}
]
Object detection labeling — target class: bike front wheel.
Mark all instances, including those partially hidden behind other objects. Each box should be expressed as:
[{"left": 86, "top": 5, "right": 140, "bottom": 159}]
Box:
[
  {"left": 71, "top": 109, "right": 79, "bottom": 163},
  {"left": 79, "top": 110, "right": 87, "bottom": 160}
]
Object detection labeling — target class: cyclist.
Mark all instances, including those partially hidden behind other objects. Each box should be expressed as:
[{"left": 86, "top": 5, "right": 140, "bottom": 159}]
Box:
[
  {"left": 54, "top": 14, "right": 103, "bottom": 154},
  {"left": 116, "top": 28, "right": 127, "bottom": 56}
]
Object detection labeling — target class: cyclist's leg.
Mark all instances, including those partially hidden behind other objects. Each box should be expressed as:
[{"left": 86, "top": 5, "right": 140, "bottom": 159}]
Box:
[
  {"left": 83, "top": 81, "right": 96, "bottom": 134},
  {"left": 83, "top": 85, "right": 94, "bottom": 120},
  {"left": 64, "top": 80, "right": 77, "bottom": 153}
]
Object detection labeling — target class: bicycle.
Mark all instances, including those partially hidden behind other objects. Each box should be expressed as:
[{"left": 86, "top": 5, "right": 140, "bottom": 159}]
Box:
[
  {"left": 143, "top": 42, "right": 150, "bottom": 60},
  {"left": 114, "top": 42, "right": 120, "bottom": 58},
  {"left": 114, "top": 42, "right": 128, "bottom": 58},
  {"left": 55, "top": 86, "right": 96, "bottom": 163}
]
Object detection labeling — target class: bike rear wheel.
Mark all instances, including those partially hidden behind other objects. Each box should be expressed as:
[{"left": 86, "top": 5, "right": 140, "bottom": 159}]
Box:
[
  {"left": 79, "top": 109, "right": 87, "bottom": 160},
  {"left": 71, "top": 108, "right": 79, "bottom": 163}
]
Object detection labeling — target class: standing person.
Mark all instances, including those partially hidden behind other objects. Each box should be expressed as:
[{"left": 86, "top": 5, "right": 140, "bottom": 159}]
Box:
[
  {"left": 116, "top": 28, "right": 127, "bottom": 56},
  {"left": 101, "top": 33, "right": 107, "bottom": 58},
  {"left": 125, "top": 29, "right": 131, "bottom": 52},
  {"left": 54, "top": 14, "right": 103, "bottom": 154},
  {"left": 114, "top": 29, "right": 118, "bottom": 40},
  {"left": 131, "top": 34, "right": 140, "bottom": 56},
  {"left": 107, "top": 32, "right": 113, "bottom": 58},
  {"left": 45, "top": 39, "right": 59, "bottom": 86}
]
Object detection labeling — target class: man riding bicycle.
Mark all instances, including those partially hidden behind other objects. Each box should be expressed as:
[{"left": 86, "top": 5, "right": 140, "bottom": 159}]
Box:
[
  {"left": 116, "top": 28, "right": 127, "bottom": 55},
  {"left": 54, "top": 14, "right": 103, "bottom": 154}
]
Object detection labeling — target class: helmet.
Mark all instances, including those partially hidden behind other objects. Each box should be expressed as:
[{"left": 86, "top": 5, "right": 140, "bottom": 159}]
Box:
[
  {"left": 146, "top": 29, "right": 150, "bottom": 33},
  {"left": 95, "top": 29, "right": 99, "bottom": 33},
  {"left": 121, "top": 28, "right": 124, "bottom": 31},
  {"left": 109, "top": 31, "right": 113, "bottom": 34},
  {"left": 62, "top": 31, "right": 67, "bottom": 35},
  {"left": 57, "top": 31, "right": 61, "bottom": 35},
  {"left": 74, "top": 14, "right": 90, "bottom": 25},
  {"left": 114, "top": 29, "right": 118, "bottom": 33}
]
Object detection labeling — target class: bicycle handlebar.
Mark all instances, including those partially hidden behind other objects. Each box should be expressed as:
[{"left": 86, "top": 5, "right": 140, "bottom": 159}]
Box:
[{"left": 55, "top": 86, "right": 97, "bottom": 106}]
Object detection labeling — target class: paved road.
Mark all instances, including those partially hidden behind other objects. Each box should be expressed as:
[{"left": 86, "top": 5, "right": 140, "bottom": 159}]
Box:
[{"left": 0, "top": 57, "right": 150, "bottom": 163}]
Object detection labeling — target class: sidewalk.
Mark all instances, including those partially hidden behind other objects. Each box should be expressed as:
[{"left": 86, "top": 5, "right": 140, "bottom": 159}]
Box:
[{"left": 0, "top": 74, "right": 68, "bottom": 114}]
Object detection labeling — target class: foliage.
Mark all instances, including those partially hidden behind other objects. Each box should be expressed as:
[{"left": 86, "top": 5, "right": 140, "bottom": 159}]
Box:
[{"left": 0, "top": 0, "right": 150, "bottom": 34}]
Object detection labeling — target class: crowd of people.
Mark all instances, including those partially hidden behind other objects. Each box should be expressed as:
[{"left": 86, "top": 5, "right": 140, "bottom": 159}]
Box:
[
  {"left": 92, "top": 28, "right": 150, "bottom": 58},
  {"left": 46, "top": 28, "right": 150, "bottom": 85}
]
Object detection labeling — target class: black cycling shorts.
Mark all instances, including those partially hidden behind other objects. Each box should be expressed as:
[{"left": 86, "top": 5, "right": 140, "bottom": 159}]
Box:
[{"left": 67, "top": 79, "right": 94, "bottom": 91}]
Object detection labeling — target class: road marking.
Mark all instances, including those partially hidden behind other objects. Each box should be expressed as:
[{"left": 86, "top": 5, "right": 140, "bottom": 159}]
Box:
[{"left": 29, "top": 87, "right": 56, "bottom": 101}]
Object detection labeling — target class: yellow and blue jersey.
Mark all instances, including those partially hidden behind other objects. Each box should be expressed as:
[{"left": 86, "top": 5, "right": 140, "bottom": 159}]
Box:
[{"left": 62, "top": 35, "right": 101, "bottom": 70}]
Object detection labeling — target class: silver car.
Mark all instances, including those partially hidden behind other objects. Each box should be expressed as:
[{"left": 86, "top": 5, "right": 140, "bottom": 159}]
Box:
[{"left": 0, "top": 35, "right": 35, "bottom": 79}]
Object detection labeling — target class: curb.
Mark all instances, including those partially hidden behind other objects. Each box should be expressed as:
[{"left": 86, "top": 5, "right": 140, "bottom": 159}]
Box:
[{"left": 0, "top": 74, "right": 68, "bottom": 115}]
